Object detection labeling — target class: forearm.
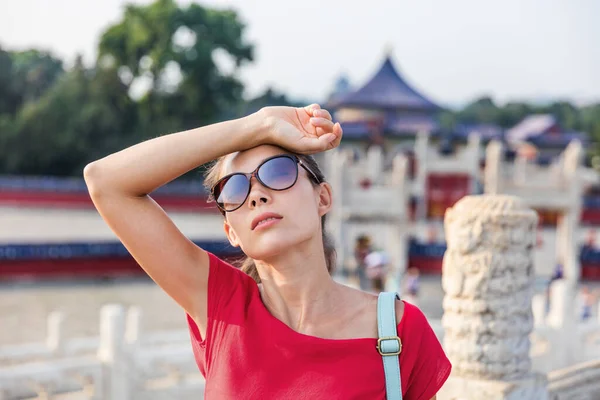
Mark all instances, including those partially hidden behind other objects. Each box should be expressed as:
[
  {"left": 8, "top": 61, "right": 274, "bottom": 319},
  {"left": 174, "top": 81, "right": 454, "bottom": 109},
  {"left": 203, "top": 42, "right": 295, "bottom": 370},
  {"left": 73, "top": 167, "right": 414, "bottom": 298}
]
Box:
[{"left": 84, "top": 112, "right": 268, "bottom": 196}]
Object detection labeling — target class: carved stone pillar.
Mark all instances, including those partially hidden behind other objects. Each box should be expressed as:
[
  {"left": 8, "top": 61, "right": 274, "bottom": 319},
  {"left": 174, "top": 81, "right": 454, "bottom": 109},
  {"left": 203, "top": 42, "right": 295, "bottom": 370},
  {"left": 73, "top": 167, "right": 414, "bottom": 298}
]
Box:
[{"left": 438, "top": 195, "right": 548, "bottom": 400}]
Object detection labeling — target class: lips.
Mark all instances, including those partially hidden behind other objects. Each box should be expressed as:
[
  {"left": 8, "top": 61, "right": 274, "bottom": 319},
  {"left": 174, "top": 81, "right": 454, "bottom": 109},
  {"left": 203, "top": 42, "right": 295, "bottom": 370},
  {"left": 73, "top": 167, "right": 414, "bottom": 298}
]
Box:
[{"left": 251, "top": 212, "right": 283, "bottom": 230}]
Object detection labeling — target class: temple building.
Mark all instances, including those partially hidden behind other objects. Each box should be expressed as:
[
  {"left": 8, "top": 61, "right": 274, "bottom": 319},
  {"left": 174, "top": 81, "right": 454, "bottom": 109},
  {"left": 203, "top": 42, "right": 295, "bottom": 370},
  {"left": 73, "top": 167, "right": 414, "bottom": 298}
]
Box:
[{"left": 326, "top": 54, "right": 442, "bottom": 144}]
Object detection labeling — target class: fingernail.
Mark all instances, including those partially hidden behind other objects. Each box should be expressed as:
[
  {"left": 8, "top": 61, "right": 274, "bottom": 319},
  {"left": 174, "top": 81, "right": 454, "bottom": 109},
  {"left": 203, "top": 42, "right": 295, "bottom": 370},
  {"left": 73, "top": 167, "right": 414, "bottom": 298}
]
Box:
[{"left": 310, "top": 117, "right": 318, "bottom": 124}]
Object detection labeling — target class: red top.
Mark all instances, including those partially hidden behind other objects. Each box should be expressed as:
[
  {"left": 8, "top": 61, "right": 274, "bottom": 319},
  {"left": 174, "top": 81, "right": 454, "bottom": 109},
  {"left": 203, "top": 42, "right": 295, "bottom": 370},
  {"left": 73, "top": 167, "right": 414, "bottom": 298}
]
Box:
[{"left": 187, "top": 252, "right": 451, "bottom": 399}]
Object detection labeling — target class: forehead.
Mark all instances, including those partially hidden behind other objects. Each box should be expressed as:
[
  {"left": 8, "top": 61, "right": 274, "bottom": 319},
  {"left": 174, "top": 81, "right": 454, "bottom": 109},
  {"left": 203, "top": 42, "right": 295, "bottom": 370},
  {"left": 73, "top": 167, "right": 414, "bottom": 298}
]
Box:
[{"left": 223, "top": 145, "right": 288, "bottom": 175}]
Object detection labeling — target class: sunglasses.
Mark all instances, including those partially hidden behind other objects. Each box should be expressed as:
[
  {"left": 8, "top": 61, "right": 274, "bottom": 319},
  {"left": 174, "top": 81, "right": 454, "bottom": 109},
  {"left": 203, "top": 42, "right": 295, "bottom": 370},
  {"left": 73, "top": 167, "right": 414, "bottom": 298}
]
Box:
[{"left": 211, "top": 154, "right": 321, "bottom": 213}]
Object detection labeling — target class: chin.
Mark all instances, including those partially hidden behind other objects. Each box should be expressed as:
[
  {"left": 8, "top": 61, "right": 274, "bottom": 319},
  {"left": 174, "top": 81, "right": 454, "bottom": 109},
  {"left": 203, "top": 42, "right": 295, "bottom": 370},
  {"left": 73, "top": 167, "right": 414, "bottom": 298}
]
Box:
[{"left": 243, "top": 231, "right": 311, "bottom": 261}]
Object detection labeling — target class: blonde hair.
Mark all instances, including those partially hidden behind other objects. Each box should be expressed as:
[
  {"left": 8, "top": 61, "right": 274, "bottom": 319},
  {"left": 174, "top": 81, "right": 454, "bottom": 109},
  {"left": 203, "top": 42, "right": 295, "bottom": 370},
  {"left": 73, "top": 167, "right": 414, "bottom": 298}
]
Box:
[{"left": 203, "top": 152, "right": 336, "bottom": 283}]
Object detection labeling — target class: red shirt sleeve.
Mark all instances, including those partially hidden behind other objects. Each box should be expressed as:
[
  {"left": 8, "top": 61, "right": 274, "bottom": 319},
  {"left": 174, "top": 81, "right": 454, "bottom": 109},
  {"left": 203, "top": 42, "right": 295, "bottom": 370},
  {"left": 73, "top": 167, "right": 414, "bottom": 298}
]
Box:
[
  {"left": 400, "top": 302, "right": 452, "bottom": 400},
  {"left": 186, "top": 252, "right": 255, "bottom": 376}
]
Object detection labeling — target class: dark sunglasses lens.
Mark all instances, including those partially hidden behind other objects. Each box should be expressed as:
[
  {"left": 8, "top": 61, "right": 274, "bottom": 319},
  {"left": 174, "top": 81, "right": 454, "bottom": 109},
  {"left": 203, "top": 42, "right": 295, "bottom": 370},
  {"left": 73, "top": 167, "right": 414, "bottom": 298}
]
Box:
[
  {"left": 258, "top": 157, "right": 297, "bottom": 190},
  {"left": 215, "top": 174, "right": 250, "bottom": 211}
]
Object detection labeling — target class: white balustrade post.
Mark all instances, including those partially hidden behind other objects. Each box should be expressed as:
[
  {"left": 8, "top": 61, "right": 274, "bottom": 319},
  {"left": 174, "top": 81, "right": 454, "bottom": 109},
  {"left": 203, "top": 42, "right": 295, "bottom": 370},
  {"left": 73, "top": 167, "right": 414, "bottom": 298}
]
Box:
[
  {"left": 484, "top": 140, "right": 502, "bottom": 195},
  {"left": 392, "top": 153, "right": 409, "bottom": 287},
  {"left": 547, "top": 279, "right": 578, "bottom": 370},
  {"left": 366, "top": 145, "right": 383, "bottom": 182},
  {"left": 438, "top": 195, "right": 548, "bottom": 400},
  {"left": 531, "top": 293, "right": 547, "bottom": 327},
  {"left": 125, "top": 306, "right": 142, "bottom": 345},
  {"left": 46, "top": 311, "right": 65, "bottom": 354},
  {"left": 329, "top": 149, "right": 349, "bottom": 273},
  {"left": 97, "top": 304, "right": 131, "bottom": 400},
  {"left": 514, "top": 155, "right": 528, "bottom": 185},
  {"left": 414, "top": 131, "right": 429, "bottom": 220},
  {"left": 466, "top": 133, "right": 481, "bottom": 194}
]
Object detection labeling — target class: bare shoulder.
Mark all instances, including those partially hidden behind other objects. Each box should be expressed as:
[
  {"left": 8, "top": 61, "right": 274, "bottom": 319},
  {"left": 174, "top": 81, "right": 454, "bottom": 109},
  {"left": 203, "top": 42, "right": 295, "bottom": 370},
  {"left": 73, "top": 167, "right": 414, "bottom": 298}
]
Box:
[{"left": 339, "top": 285, "right": 405, "bottom": 323}]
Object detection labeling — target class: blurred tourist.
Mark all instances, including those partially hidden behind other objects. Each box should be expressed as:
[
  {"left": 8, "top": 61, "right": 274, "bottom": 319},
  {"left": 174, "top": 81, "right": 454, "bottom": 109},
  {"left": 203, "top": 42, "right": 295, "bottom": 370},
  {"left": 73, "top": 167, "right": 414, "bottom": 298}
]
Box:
[{"left": 354, "top": 234, "right": 372, "bottom": 290}]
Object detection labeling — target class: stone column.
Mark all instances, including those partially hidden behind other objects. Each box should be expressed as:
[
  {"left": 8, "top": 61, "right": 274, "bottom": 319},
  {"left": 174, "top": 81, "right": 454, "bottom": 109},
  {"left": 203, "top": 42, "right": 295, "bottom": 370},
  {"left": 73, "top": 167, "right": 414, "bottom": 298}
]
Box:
[
  {"left": 97, "top": 304, "right": 131, "bottom": 400},
  {"left": 484, "top": 140, "right": 503, "bottom": 195},
  {"left": 414, "top": 131, "right": 429, "bottom": 220},
  {"left": 326, "top": 149, "right": 347, "bottom": 273},
  {"left": 438, "top": 195, "right": 548, "bottom": 400}
]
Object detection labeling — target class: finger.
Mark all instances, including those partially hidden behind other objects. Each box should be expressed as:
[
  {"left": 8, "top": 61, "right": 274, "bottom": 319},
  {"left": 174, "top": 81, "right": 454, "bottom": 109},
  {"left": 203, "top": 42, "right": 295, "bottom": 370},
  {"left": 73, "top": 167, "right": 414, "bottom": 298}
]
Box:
[
  {"left": 303, "top": 104, "right": 321, "bottom": 116},
  {"left": 328, "top": 122, "right": 343, "bottom": 148},
  {"left": 313, "top": 108, "right": 332, "bottom": 121},
  {"left": 298, "top": 133, "right": 335, "bottom": 152},
  {"left": 334, "top": 122, "right": 343, "bottom": 136},
  {"left": 316, "top": 122, "right": 341, "bottom": 142},
  {"left": 310, "top": 117, "right": 334, "bottom": 132},
  {"left": 316, "top": 133, "right": 338, "bottom": 151}
]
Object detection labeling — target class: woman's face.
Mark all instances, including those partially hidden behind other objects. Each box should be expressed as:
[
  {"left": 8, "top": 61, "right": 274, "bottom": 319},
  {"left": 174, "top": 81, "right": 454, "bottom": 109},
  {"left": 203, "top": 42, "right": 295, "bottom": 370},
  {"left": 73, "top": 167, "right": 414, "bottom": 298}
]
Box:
[{"left": 221, "top": 145, "right": 333, "bottom": 261}]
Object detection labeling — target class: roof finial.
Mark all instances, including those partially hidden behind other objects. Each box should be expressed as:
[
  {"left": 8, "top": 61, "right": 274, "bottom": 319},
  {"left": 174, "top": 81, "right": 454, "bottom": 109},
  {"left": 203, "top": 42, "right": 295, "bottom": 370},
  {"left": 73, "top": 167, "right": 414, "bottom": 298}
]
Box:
[{"left": 384, "top": 43, "right": 394, "bottom": 58}]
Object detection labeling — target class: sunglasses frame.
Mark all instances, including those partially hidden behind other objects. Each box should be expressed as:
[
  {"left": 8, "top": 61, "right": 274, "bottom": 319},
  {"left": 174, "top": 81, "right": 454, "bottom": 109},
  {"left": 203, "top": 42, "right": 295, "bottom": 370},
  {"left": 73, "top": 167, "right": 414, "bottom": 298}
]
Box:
[{"left": 211, "top": 154, "right": 321, "bottom": 213}]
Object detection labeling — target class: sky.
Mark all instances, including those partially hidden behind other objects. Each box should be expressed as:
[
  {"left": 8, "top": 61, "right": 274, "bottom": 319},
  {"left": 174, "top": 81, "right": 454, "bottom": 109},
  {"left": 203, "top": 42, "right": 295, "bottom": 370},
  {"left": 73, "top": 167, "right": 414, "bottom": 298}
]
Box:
[{"left": 1, "top": 0, "right": 599, "bottom": 108}]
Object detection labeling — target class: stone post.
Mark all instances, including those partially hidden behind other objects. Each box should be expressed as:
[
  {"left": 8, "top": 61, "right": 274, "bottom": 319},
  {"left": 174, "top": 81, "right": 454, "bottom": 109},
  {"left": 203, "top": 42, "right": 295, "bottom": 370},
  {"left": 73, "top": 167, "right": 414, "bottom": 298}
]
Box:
[
  {"left": 327, "top": 149, "right": 352, "bottom": 274},
  {"left": 483, "top": 140, "right": 502, "bottom": 195},
  {"left": 392, "top": 153, "right": 410, "bottom": 284},
  {"left": 46, "top": 311, "right": 65, "bottom": 354},
  {"left": 438, "top": 195, "right": 548, "bottom": 400},
  {"left": 97, "top": 304, "right": 131, "bottom": 400},
  {"left": 366, "top": 145, "right": 383, "bottom": 182},
  {"left": 414, "top": 131, "right": 429, "bottom": 220}
]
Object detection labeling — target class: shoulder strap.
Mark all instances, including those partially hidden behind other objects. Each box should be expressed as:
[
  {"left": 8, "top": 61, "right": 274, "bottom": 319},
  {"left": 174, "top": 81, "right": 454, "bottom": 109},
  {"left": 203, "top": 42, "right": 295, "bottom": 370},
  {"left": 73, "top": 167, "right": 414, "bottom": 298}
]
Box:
[{"left": 377, "top": 292, "right": 402, "bottom": 400}]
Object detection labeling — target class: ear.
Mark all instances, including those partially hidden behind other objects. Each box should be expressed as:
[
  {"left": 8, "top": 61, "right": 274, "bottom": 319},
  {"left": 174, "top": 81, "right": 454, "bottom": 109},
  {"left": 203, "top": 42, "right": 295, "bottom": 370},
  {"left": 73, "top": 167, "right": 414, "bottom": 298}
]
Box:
[
  {"left": 317, "top": 182, "right": 333, "bottom": 217},
  {"left": 223, "top": 219, "right": 241, "bottom": 248}
]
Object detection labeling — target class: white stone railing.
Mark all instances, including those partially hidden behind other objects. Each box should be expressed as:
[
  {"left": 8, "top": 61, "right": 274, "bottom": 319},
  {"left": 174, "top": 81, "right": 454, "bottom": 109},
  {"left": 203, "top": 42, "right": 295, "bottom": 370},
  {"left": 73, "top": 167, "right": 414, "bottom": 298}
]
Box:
[
  {"left": 547, "top": 359, "right": 600, "bottom": 399},
  {"left": 0, "top": 305, "right": 203, "bottom": 400},
  {"left": 2, "top": 297, "right": 599, "bottom": 399},
  {"left": 428, "top": 284, "right": 600, "bottom": 381},
  {"left": 342, "top": 186, "right": 407, "bottom": 219},
  {"left": 530, "top": 280, "right": 600, "bottom": 374}
]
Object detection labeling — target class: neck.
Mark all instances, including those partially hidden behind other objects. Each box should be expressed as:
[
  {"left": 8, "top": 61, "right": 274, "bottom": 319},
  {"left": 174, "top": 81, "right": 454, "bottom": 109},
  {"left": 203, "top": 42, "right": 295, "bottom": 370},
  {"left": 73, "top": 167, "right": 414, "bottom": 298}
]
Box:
[{"left": 255, "top": 246, "right": 342, "bottom": 332}]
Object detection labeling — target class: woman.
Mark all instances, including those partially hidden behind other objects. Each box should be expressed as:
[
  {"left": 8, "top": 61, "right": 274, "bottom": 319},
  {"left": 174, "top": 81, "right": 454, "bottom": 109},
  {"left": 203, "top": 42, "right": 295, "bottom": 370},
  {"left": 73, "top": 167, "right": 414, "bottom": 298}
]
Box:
[
  {"left": 84, "top": 104, "right": 451, "bottom": 399},
  {"left": 354, "top": 234, "right": 373, "bottom": 290},
  {"left": 364, "top": 249, "right": 389, "bottom": 293}
]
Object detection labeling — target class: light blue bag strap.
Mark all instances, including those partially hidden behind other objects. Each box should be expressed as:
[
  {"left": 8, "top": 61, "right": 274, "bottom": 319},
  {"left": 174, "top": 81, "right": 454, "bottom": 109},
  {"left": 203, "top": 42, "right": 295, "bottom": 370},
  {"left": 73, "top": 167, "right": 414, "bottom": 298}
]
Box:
[{"left": 377, "top": 292, "right": 402, "bottom": 400}]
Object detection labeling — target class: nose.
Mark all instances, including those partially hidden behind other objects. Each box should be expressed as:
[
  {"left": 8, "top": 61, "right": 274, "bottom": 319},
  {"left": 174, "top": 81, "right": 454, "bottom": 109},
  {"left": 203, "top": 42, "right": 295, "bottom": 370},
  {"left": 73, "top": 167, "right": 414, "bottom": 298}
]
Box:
[{"left": 246, "top": 176, "right": 271, "bottom": 209}]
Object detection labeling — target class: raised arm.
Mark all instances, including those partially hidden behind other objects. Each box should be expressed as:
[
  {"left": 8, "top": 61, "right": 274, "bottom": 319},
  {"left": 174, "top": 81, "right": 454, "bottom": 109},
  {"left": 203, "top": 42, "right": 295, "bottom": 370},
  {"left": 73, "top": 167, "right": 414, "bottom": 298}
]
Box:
[
  {"left": 83, "top": 113, "right": 270, "bottom": 336},
  {"left": 83, "top": 105, "right": 341, "bottom": 337}
]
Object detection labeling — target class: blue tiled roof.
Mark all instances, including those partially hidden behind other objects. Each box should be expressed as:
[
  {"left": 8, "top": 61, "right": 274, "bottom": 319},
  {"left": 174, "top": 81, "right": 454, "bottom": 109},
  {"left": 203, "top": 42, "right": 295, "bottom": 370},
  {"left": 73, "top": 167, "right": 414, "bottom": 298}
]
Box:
[
  {"left": 387, "top": 115, "right": 440, "bottom": 135},
  {"left": 328, "top": 57, "right": 441, "bottom": 112},
  {"left": 338, "top": 121, "right": 373, "bottom": 139},
  {"left": 527, "top": 131, "right": 589, "bottom": 147},
  {"left": 339, "top": 115, "right": 440, "bottom": 139}
]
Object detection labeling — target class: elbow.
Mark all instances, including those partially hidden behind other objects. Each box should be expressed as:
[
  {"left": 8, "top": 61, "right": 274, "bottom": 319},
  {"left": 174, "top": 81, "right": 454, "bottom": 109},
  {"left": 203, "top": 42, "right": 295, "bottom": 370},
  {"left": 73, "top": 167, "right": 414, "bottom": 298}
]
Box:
[
  {"left": 83, "top": 161, "right": 106, "bottom": 197},
  {"left": 83, "top": 161, "right": 97, "bottom": 183}
]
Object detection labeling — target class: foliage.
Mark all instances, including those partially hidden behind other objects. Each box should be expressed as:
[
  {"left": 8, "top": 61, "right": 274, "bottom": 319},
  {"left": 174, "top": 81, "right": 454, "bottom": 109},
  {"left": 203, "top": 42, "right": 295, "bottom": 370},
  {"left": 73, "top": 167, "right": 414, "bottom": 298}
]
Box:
[
  {"left": 451, "top": 96, "right": 600, "bottom": 150},
  {"left": 97, "top": 0, "right": 253, "bottom": 134},
  {"left": 0, "top": 0, "right": 254, "bottom": 176},
  {"left": 0, "top": 0, "right": 598, "bottom": 177}
]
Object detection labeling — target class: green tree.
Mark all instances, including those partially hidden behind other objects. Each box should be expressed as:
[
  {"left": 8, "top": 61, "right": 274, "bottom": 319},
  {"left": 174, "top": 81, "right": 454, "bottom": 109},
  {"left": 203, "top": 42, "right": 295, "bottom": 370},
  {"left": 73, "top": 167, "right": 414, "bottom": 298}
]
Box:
[
  {"left": 498, "top": 102, "right": 534, "bottom": 128},
  {"left": 542, "top": 101, "right": 581, "bottom": 131},
  {"left": 0, "top": 47, "right": 64, "bottom": 116},
  {"left": 456, "top": 96, "right": 502, "bottom": 125},
  {"left": 97, "top": 0, "right": 253, "bottom": 135},
  {"left": 3, "top": 57, "right": 136, "bottom": 176}
]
